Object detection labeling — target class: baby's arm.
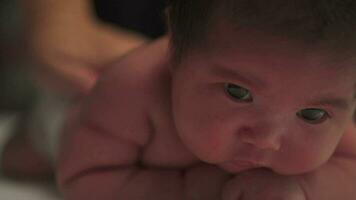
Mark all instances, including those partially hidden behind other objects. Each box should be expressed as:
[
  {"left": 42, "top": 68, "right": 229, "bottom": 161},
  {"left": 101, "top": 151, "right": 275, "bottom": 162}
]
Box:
[
  {"left": 296, "top": 124, "right": 356, "bottom": 199},
  {"left": 57, "top": 41, "right": 229, "bottom": 200}
]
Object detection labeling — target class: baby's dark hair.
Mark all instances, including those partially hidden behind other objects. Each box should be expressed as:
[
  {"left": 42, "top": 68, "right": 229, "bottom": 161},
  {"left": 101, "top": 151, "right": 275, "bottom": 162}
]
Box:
[{"left": 166, "top": 0, "right": 356, "bottom": 63}]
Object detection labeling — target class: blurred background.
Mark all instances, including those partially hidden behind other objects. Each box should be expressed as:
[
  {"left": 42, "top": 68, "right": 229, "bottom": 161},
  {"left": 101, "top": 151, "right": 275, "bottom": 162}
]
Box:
[
  {"left": 0, "top": 0, "right": 167, "bottom": 199},
  {"left": 0, "top": 0, "right": 59, "bottom": 198}
]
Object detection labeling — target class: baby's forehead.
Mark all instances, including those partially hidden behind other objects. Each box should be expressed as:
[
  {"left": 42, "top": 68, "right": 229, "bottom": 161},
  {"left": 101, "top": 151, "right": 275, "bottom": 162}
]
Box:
[
  {"left": 187, "top": 22, "right": 356, "bottom": 90},
  {"left": 205, "top": 22, "right": 356, "bottom": 60},
  {"left": 203, "top": 27, "right": 356, "bottom": 74}
]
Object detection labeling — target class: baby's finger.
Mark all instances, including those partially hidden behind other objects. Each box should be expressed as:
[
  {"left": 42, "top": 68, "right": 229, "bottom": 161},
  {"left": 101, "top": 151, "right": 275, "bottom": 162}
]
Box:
[{"left": 221, "top": 178, "right": 244, "bottom": 200}]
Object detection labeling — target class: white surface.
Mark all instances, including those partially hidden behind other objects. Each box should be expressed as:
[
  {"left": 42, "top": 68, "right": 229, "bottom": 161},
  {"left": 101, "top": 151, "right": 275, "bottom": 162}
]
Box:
[
  {"left": 0, "top": 114, "right": 61, "bottom": 200},
  {"left": 0, "top": 114, "right": 18, "bottom": 151},
  {"left": 0, "top": 178, "right": 61, "bottom": 200}
]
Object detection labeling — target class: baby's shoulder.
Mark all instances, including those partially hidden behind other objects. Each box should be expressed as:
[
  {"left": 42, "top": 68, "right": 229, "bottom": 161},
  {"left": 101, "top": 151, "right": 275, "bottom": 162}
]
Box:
[
  {"left": 82, "top": 38, "right": 171, "bottom": 145},
  {"left": 97, "top": 38, "right": 170, "bottom": 106}
]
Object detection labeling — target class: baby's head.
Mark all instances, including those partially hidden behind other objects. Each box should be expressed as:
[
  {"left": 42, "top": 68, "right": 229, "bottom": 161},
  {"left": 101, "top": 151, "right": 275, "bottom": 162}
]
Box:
[{"left": 167, "top": 0, "right": 356, "bottom": 175}]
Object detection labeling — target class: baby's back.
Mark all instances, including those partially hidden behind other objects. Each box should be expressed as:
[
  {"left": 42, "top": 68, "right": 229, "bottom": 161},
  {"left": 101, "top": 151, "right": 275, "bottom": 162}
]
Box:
[{"left": 58, "top": 38, "right": 199, "bottom": 186}]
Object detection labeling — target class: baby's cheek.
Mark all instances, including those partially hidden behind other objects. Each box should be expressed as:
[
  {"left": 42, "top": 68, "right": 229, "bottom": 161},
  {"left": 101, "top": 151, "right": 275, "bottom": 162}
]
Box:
[
  {"left": 186, "top": 136, "right": 224, "bottom": 163},
  {"left": 274, "top": 132, "right": 341, "bottom": 175},
  {"left": 272, "top": 148, "right": 325, "bottom": 175},
  {"left": 178, "top": 122, "right": 232, "bottom": 163}
]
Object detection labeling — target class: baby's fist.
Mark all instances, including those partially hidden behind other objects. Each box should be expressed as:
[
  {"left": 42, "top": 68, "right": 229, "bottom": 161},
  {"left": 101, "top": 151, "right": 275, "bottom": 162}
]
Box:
[{"left": 222, "top": 169, "right": 306, "bottom": 200}]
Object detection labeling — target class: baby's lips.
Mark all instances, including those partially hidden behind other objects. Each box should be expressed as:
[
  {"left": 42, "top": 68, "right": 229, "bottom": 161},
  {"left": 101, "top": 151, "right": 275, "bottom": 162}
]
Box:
[{"left": 219, "top": 160, "right": 262, "bottom": 173}]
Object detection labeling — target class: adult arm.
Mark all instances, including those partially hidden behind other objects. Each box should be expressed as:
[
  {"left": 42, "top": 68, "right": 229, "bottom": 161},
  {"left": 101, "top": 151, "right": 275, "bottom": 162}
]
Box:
[{"left": 19, "top": 0, "right": 148, "bottom": 95}]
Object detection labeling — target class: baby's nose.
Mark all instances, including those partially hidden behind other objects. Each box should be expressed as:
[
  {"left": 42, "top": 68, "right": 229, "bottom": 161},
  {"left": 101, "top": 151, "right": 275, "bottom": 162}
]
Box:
[{"left": 237, "top": 125, "right": 282, "bottom": 151}]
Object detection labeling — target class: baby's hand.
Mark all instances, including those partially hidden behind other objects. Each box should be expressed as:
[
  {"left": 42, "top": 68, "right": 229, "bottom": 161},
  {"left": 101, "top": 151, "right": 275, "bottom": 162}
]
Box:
[{"left": 222, "top": 169, "right": 306, "bottom": 200}]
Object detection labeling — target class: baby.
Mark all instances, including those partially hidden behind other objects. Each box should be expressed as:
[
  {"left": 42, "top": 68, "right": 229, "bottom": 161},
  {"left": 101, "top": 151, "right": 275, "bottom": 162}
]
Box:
[{"left": 57, "top": 0, "right": 356, "bottom": 199}]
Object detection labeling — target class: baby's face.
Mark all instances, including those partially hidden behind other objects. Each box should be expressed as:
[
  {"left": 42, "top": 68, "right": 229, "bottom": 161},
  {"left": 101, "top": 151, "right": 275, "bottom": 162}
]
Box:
[{"left": 171, "top": 27, "right": 356, "bottom": 175}]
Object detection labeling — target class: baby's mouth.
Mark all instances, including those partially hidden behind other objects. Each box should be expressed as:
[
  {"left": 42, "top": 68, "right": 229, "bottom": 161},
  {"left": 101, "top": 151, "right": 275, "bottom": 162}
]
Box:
[{"left": 219, "top": 160, "right": 264, "bottom": 173}]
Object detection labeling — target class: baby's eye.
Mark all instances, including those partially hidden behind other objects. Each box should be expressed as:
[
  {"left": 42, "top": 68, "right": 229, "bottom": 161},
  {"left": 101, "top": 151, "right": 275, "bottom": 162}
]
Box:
[
  {"left": 297, "top": 108, "right": 329, "bottom": 124},
  {"left": 224, "top": 83, "right": 253, "bottom": 102}
]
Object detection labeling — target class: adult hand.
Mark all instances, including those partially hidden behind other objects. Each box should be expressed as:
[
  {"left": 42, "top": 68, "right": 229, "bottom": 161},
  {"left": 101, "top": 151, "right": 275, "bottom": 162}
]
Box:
[
  {"left": 222, "top": 169, "right": 306, "bottom": 200},
  {"left": 27, "top": 13, "right": 148, "bottom": 96}
]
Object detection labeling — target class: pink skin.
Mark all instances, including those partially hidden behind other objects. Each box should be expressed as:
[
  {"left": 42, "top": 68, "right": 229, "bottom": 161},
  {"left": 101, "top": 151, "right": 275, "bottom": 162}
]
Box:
[
  {"left": 171, "top": 26, "right": 356, "bottom": 175},
  {"left": 57, "top": 35, "right": 356, "bottom": 199}
]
